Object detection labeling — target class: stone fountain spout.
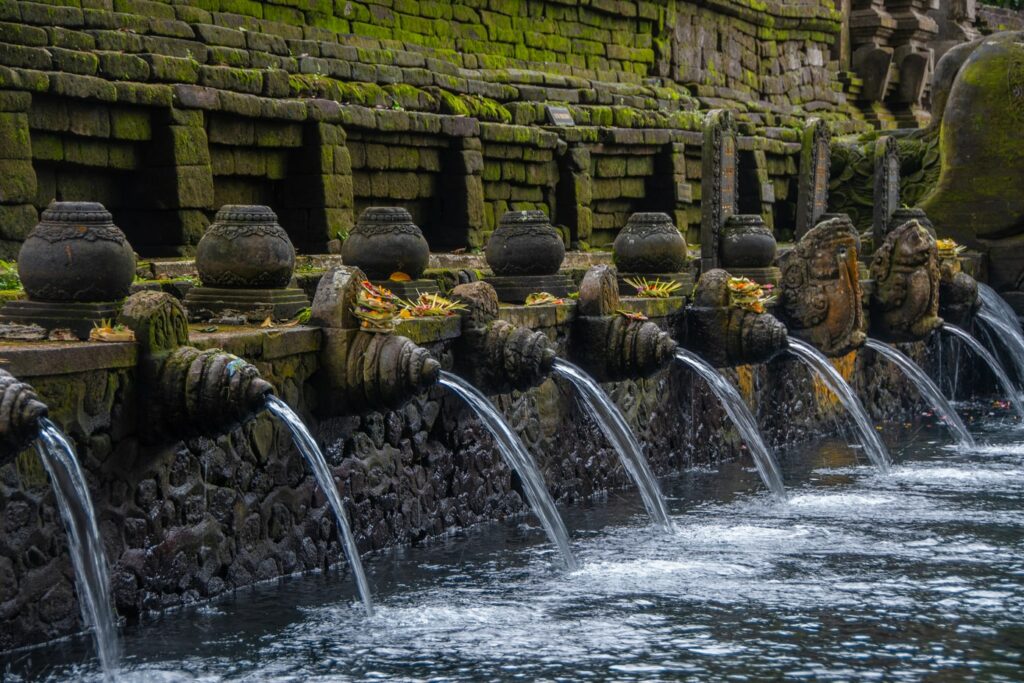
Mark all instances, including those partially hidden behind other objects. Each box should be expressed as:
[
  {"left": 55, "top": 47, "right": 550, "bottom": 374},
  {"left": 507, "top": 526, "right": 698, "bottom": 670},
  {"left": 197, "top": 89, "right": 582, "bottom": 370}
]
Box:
[
  {"left": 569, "top": 265, "right": 677, "bottom": 382},
  {"left": 869, "top": 219, "right": 943, "bottom": 343},
  {"left": 119, "top": 291, "right": 274, "bottom": 439},
  {"left": 685, "top": 269, "right": 789, "bottom": 367},
  {"left": 778, "top": 215, "right": 867, "bottom": 358},
  {"left": 311, "top": 266, "right": 441, "bottom": 414},
  {"left": 937, "top": 242, "right": 981, "bottom": 328},
  {"left": 449, "top": 281, "right": 557, "bottom": 393},
  {"left": 0, "top": 369, "right": 49, "bottom": 458}
]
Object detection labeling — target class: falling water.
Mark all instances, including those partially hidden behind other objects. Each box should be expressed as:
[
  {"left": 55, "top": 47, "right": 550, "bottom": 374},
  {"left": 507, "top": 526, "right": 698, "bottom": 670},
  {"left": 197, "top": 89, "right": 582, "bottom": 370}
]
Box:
[
  {"left": 35, "top": 418, "right": 120, "bottom": 679},
  {"left": 976, "top": 283, "right": 1024, "bottom": 387},
  {"left": 673, "top": 349, "right": 787, "bottom": 499},
  {"left": 941, "top": 324, "right": 1024, "bottom": 419},
  {"left": 551, "top": 359, "right": 673, "bottom": 530},
  {"left": 785, "top": 339, "right": 892, "bottom": 473},
  {"left": 864, "top": 338, "right": 975, "bottom": 449},
  {"left": 438, "top": 371, "right": 578, "bottom": 570},
  {"left": 265, "top": 396, "right": 374, "bottom": 615}
]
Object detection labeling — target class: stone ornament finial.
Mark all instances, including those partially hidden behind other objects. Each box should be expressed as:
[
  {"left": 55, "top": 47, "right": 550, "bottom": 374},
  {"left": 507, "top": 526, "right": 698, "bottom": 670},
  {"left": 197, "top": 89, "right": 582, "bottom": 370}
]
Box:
[
  {"left": 685, "top": 269, "right": 788, "bottom": 367},
  {"left": 869, "top": 219, "right": 942, "bottom": 343},
  {"left": 778, "top": 216, "right": 866, "bottom": 357},
  {"left": 343, "top": 207, "right": 430, "bottom": 280},
  {"left": 612, "top": 212, "right": 688, "bottom": 275},
  {"left": 0, "top": 369, "right": 48, "bottom": 459},
  {"left": 450, "top": 281, "right": 557, "bottom": 393}
]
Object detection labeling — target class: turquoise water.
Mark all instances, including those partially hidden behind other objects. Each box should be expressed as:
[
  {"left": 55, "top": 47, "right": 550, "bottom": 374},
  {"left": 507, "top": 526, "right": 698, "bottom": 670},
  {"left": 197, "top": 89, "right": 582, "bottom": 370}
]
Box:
[{"left": 6, "top": 409, "right": 1024, "bottom": 682}]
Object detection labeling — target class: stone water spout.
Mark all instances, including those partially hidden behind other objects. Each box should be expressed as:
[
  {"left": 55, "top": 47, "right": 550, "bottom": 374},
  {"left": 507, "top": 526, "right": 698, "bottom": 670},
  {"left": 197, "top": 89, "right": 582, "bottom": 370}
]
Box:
[
  {"left": 685, "top": 269, "right": 788, "bottom": 367},
  {"left": 449, "top": 280, "right": 557, "bottom": 393},
  {"left": 119, "top": 291, "right": 274, "bottom": 438},
  {"left": 569, "top": 265, "right": 676, "bottom": 382},
  {"left": 869, "top": 219, "right": 943, "bottom": 343},
  {"left": 0, "top": 368, "right": 49, "bottom": 457},
  {"left": 778, "top": 216, "right": 867, "bottom": 358},
  {"left": 937, "top": 240, "right": 981, "bottom": 328},
  {"left": 311, "top": 266, "right": 441, "bottom": 414}
]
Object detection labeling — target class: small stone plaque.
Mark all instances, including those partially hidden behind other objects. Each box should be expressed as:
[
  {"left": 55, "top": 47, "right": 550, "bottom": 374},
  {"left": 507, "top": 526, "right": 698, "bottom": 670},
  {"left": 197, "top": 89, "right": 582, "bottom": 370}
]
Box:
[{"left": 546, "top": 105, "right": 575, "bottom": 127}]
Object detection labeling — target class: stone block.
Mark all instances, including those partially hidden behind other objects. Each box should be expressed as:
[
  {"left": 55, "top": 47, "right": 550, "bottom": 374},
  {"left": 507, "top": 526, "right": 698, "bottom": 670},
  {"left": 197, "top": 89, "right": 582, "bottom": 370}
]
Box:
[
  {"left": 110, "top": 108, "right": 152, "bottom": 141},
  {"left": 0, "top": 112, "right": 29, "bottom": 159},
  {"left": 0, "top": 43, "right": 52, "bottom": 70},
  {"left": 0, "top": 203, "right": 37, "bottom": 240},
  {"left": 67, "top": 102, "right": 110, "bottom": 138},
  {"left": 142, "top": 54, "right": 200, "bottom": 84},
  {"left": 30, "top": 133, "right": 62, "bottom": 162},
  {"left": 63, "top": 138, "right": 108, "bottom": 166},
  {"left": 0, "top": 159, "right": 36, "bottom": 204}
]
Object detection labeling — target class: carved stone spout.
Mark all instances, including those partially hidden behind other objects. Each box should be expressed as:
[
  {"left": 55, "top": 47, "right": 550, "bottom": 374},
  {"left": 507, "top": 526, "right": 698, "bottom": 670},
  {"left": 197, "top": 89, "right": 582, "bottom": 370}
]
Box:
[
  {"left": 570, "top": 265, "right": 677, "bottom": 382},
  {"left": 937, "top": 243, "right": 981, "bottom": 328},
  {"left": 311, "top": 266, "right": 441, "bottom": 413},
  {"left": 869, "top": 219, "right": 943, "bottom": 343},
  {"left": 778, "top": 216, "right": 866, "bottom": 357},
  {"left": 449, "top": 281, "right": 556, "bottom": 393},
  {"left": 685, "top": 269, "right": 788, "bottom": 367},
  {"left": 119, "top": 291, "right": 274, "bottom": 439},
  {"left": 0, "top": 369, "right": 48, "bottom": 458}
]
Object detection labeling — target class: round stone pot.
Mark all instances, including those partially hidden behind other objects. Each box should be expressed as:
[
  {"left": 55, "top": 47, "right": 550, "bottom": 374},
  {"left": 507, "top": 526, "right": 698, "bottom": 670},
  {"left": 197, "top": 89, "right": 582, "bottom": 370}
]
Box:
[
  {"left": 486, "top": 210, "right": 565, "bottom": 276},
  {"left": 196, "top": 205, "right": 295, "bottom": 288},
  {"left": 888, "top": 207, "right": 935, "bottom": 236},
  {"left": 720, "top": 214, "right": 776, "bottom": 268},
  {"left": 18, "top": 201, "right": 135, "bottom": 302},
  {"left": 342, "top": 207, "right": 430, "bottom": 280},
  {"left": 612, "top": 212, "right": 688, "bottom": 274}
]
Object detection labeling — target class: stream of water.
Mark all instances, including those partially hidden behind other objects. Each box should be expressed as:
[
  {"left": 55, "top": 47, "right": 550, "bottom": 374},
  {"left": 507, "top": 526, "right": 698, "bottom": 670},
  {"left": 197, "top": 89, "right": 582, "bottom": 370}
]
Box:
[
  {"left": 34, "top": 419, "right": 120, "bottom": 681},
  {"left": 438, "top": 371, "right": 578, "bottom": 570},
  {"left": 942, "top": 324, "right": 1024, "bottom": 419},
  {"left": 786, "top": 339, "right": 893, "bottom": 473},
  {"left": 265, "top": 396, "right": 374, "bottom": 616},
  {"left": 673, "top": 349, "right": 787, "bottom": 499},
  {"left": 552, "top": 359, "right": 673, "bottom": 530},
  {"left": 864, "top": 338, "right": 975, "bottom": 449}
]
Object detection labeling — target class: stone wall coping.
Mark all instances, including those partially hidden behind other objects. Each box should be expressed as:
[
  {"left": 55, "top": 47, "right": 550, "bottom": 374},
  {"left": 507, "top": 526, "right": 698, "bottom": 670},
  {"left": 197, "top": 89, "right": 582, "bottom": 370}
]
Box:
[
  {"left": 190, "top": 325, "right": 320, "bottom": 360},
  {"left": 0, "top": 340, "right": 137, "bottom": 379}
]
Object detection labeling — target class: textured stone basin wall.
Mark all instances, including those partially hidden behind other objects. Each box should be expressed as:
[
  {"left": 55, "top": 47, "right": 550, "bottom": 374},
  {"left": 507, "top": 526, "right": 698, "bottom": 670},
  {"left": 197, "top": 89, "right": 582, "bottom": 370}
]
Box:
[
  {"left": 0, "top": 326, "right": 941, "bottom": 652},
  {"left": 0, "top": 0, "right": 855, "bottom": 257}
]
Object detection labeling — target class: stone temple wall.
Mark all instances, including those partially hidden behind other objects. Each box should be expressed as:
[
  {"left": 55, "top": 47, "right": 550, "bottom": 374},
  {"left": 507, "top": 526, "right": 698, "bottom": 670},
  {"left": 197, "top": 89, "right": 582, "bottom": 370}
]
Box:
[
  {"left": 0, "top": 311, "right": 938, "bottom": 651},
  {"left": 0, "top": 0, "right": 856, "bottom": 257}
]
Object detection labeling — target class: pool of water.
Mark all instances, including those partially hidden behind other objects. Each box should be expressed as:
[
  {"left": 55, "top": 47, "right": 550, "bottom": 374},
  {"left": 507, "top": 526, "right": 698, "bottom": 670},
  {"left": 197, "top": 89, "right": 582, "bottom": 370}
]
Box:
[{"left": 6, "top": 409, "right": 1024, "bottom": 681}]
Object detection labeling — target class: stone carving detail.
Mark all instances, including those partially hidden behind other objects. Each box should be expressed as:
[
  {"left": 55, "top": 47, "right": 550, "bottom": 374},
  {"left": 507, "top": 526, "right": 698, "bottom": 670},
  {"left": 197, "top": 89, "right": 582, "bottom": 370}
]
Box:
[
  {"left": 485, "top": 210, "right": 566, "bottom": 277},
  {"left": 700, "top": 109, "right": 737, "bottom": 272},
  {"left": 451, "top": 281, "right": 557, "bottom": 393},
  {"left": 612, "top": 212, "right": 688, "bottom": 274},
  {"left": 778, "top": 217, "right": 866, "bottom": 357},
  {"left": 570, "top": 266, "right": 677, "bottom": 382},
  {"left": 872, "top": 136, "right": 901, "bottom": 248},
  {"left": 342, "top": 207, "right": 430, "bottom": 280},
  {"left": 870, "top": 219, "right": 943, "bottom": 343},
  {"left": 196, "top": 205, "right": 296, "bottom": 289},
  {"left": 686, "top": 269, "right": 788, "bottom": 367},
  {"left": 18, "top": 201, "right": 135, "bottom": 303},
  {"left": 937, "top": 247, "right": 981, "bottom": 328},
  {"left": 119, "top": 291, "right": 274, "bottom": 439},
  {"left": 310, "top": 266, "right": 441, "bottom": 414},
  {"left": 796, "top": 118, "right": 831, "bottom": 239},
  {"left": 0, "top": 369, "right": 48, "bottom": 460}
]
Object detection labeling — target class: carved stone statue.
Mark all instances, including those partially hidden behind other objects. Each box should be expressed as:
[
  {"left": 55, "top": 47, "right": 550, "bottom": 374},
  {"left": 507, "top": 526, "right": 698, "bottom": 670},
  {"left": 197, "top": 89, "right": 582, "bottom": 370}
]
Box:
[
  {"left": 869, "top": 220, "right": 943, "bottom": 343},
  {"left": 685, "top": 269, "right": 788, "bottom": 367},
  {"left": 937, "top": 241, "right": 981, "bottom": 327},
  {"left": 778, "top": 217, "right": 866, "bottom": 357},
  {"left": 0, "top": 369, "right": 48, "bottom": 459}
]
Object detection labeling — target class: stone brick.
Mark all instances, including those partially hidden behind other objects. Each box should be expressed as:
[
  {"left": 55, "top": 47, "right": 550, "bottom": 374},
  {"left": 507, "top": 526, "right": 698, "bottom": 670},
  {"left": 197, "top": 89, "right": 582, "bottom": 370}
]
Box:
[
  {"left": 0, "top": 203, "right": 37, "bottom": 240},
  {"left": 97, "top": 51, "right": 150, "bottom": 81},
  {"left": 0, "top": 112, "right": 30, "bottom": 159},
  {"left": 0, "top": 159, "right": 37, "bottom": 204}
]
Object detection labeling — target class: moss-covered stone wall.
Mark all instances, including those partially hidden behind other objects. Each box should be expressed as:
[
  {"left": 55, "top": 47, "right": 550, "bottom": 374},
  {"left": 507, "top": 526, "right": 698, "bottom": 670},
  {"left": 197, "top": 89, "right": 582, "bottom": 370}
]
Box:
[{"left": 0, "top": 0, "right": 856, "bottom": 256}]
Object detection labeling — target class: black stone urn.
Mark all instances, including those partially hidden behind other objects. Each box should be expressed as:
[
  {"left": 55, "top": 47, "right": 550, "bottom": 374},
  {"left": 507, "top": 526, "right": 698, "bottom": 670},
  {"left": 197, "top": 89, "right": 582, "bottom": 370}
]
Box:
[
  {"left": 888, "top": 207, "right": 936, "bottom": 237},
  {"left": 196, "top": 205, "right": 295, "bottom": 288},
  {"left": 612, "top": 212, "right": 688, "bottom": 274},
  {"left": 343, "top": 207, "right": 430, "bottom": 280},
  {"left": 486, "top": 210, "right": 565, "bottom": 276},
  {"left": 720, "top": 214, "right": 776, "bottom": 269},
  {"left": 18, "top": 201, "right": 135, "bottom": 302}
]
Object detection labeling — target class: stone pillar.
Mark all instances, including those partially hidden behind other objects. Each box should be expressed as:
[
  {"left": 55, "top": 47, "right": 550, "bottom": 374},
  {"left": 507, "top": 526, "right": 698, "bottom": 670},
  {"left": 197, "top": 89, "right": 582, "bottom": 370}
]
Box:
[
  {"left": 700, "top": 109, "right": 737, "bottom": 273},
  {"left": 0, "top": 90, "right": 37, "bottom": 259},
  {"left": 144, "top": 108, "right": 215, "bottom": 254},
  {"left": 441, "top": 135, "right": 486, "bottom": 250},
  {"left": 556, "top": 142, "right": 592, "bottom": 249},
  {"left": 796, "top": 118, "right": 832, "bottom": 240},
  {"left": 668, "top": 142, "right": 692, "bottom": 233},
  {"left": 282, "top": 121, "right": 352, "bottom": 253},
  {"left": 873, "top": 135, "right": 901, "bottom": 247}
]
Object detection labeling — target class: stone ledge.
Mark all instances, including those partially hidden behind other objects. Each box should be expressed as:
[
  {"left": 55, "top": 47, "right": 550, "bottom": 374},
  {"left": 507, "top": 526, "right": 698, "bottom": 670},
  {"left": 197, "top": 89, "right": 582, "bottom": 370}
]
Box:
[{"left": 0, "top": 339, "right": 136, "bottom": 378}]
